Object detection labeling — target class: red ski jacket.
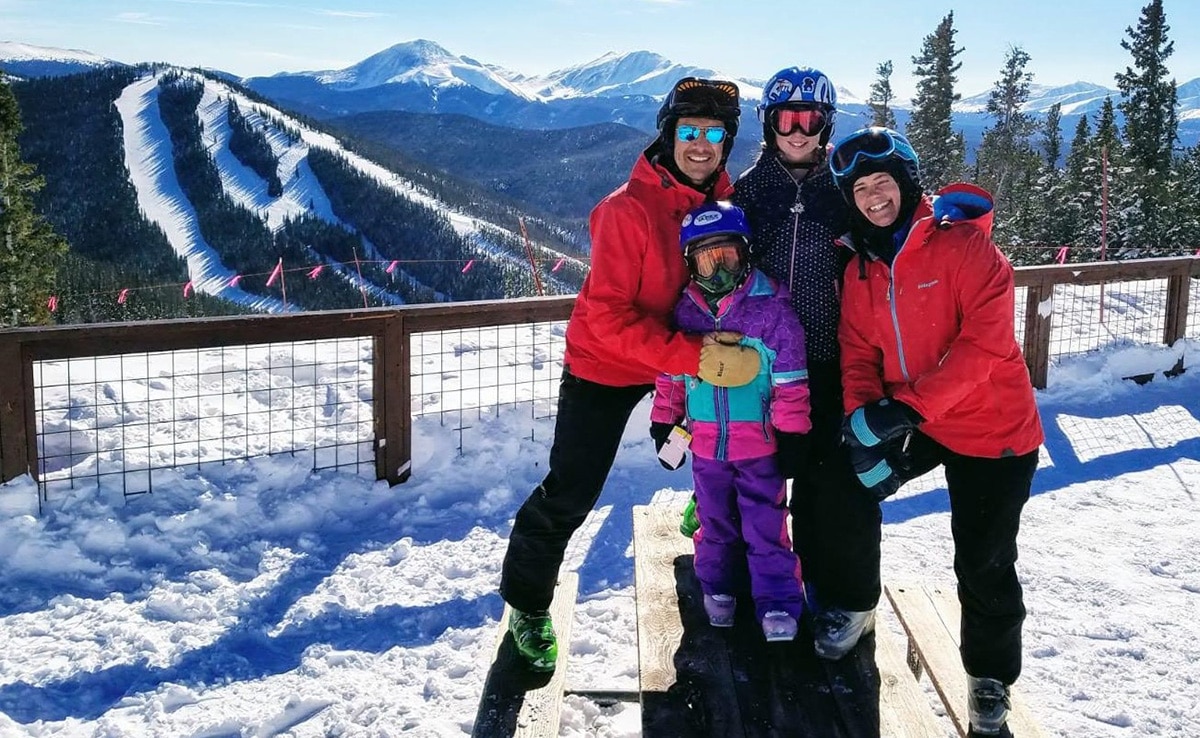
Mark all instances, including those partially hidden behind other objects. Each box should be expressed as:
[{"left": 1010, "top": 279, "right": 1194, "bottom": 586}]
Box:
[
  {"left": 564, "top": 151, "right": 734, "bottom": 387},
  {"left": 838, "top": 183, "right": 1044, "bottom": 458}
]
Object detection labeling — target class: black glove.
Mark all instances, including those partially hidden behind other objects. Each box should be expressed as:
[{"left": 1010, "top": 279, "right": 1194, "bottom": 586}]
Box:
[
  {"left": 774, "top": 431, "right": 810, "bottom": 479},
  {"left": 650, "top": 421, "right": 685, "bottom": 471},
  {"left": 846, "top": 440, "right": 904, "bottom": 501},
  {"left": 842, "top": 398, "right": 922, "bottom": 450}
]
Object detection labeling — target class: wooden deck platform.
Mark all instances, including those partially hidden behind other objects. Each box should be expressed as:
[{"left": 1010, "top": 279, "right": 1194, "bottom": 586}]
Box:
[{"left": 634, "top": 504, "right": 903, "bottom": 737}]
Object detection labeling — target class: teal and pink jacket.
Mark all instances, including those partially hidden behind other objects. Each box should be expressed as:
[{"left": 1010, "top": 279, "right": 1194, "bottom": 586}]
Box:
[{"left": 651, "top": 268, "right": 812, "bottom": 461}]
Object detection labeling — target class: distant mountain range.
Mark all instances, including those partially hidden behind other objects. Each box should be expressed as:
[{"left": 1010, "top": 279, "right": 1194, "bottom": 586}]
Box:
[{"left": 5, "top": 38, "right": 1200, "bottom": 144}]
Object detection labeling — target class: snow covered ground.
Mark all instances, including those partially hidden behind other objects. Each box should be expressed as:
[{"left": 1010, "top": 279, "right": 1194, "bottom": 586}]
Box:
[{"left": 1, "top": 335, "right": 1199, "bottom": 736}]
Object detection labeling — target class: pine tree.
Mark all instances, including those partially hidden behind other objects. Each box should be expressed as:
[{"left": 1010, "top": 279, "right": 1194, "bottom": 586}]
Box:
[
  {"left": 1061, "top": 115, "right": 1101, "bottom": 260},
  {"left": 1028, "top": 103, "right": 1072, "bottom": 261},
  {"left": 906, "top": 12, "right": 965, "bottom": 190},
  {"left": 975, "top": 46, "right": 1039, "bottom": 227},
  {"left": 1114, "top": 0, "right": 1178, "bottom": 254},
  {"left": 0, "top": 73, "right": 68, "bottom": 326},
  {"left": 868, "top": 60, "right": 898, "bottom": 129},
  {"left": 1041, "top": 103, "right": 1063, "bottom": 169}
]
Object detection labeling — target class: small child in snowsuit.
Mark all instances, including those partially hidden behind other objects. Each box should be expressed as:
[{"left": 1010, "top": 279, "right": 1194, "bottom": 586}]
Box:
[{"left": 650, "top": 201, "right": 812, "bottom": 641}]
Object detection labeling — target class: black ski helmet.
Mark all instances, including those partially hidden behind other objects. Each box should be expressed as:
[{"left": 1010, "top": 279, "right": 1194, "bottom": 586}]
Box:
[{"left": 656, "top": 77, "right": 741, "bottom": 165}]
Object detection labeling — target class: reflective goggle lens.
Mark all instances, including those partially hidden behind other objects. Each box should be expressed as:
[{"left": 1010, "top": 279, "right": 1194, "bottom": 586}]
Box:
[
  {"left": 771, "top": 107, "right": 827, "bottom": 137},
  {"left": 676, "top": 125, "right": 727, "bottom": 144},
  {"left": 690, "top": 243, "right": 742, "bottom": 278},
  {"left": 830, "top": 130, "right": 900, "bottom": 178}
]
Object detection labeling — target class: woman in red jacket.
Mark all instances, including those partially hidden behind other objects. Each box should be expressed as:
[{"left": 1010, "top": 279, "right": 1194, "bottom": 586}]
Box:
[{"left": 827, "top": 127, "right": 1043, "bottom": 737}]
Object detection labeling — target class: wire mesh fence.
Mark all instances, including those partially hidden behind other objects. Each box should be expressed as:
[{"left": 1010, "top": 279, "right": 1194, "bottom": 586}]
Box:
[
  {"left": 1047, "top": 279, "right": 1170, "bottom": 361},
  {"left": 33, "top": 338, "right": 375, "bottom": 500},
  {"left": 5, "top": 261, "right": 1199, "bottom": 506},
  {"left": 409, "top": 320, "right": 567, "bottom": 453}
]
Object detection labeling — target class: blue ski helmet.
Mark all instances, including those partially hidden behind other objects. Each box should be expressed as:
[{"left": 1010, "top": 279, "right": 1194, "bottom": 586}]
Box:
[
  {"left": 680, "top": 202, "right": 751, "bottom": 295},
  {"left": 679, "top": 201, "right": 751, "bottom": 253},
  {"left": 757, "top": 66, "right": 838, "bottom": 146}
]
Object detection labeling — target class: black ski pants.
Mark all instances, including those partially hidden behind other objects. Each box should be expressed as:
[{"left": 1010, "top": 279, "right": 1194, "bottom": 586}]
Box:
[
  {"left": 500, "top": 370, "right": 653, "bottom": 613},
  {"left": 882, "top": 431, "right": 1038, "bottom": 684},
  {"left": 789, "top": 360, "right": 884, "bottom": 613}
]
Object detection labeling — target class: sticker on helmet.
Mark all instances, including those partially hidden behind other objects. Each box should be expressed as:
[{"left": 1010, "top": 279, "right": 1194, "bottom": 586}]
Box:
[
  {"left": 767, "top": 78, "right": 795, "bottom": 105},
  {"left": 693, "top": 211, "right": 723, "bottom": 226},
  {"left": 681, "top": 214, "right": 693, "bottom": 227}
]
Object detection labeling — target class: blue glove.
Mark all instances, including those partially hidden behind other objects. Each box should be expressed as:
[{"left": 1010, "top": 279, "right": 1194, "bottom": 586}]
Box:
[
  {"left": 933, "top": 190, "right": 992, "bottom": 229},
  {"left": 846, "top": 441, "right": 903, "bottom": 501},
  {"left": 842, "top": 398, "right": 922, "bottom": 450}
]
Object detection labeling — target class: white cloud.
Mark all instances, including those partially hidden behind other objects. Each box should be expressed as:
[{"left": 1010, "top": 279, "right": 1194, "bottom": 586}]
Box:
[
  {"left": 310, "top": 8, "right": 388, "bottom": 18},
  {"left": 113, "top": 12, "right": 167, "bottom": 26}
]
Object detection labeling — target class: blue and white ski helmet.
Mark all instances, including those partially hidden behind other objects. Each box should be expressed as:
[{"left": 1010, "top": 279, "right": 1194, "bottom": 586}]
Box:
[
  {"left": 756, "top": 66, "right": 838, "bottom": 145},
  {"left": 679, "top": 201, "right": 752, "bottom": 254}
]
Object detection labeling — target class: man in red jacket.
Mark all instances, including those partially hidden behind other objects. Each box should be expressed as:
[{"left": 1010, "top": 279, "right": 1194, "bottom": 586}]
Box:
[
  {"left": 499, "top": 77, "right": 761, "bottom": 672},
  {"left": 827, "top": 127, "right": 1044, "bottom": 737}
]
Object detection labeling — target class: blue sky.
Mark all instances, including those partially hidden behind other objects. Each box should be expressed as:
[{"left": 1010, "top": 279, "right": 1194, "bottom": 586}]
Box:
[{"left": 4, "top": 0, "right": 1199, "bottom": 98}]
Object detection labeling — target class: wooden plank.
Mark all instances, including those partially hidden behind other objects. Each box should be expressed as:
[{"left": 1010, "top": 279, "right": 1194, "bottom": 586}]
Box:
[
  {"left": 873, "top": 619, "right": 949, "bottom": 737},
  {"left": 633, "top": 504, "right": 697, "bottom": 692},
  {"left": 634, "top": 504, "right": 746, "bottom": 737},
  {"left": 886, "top": 584, "right": 1046, "bottom": 738},
  {"left": 1012, "top": 255, "right": 1198, "bottom": 287},
  {"left": 471, "top": 572, "right": 578, "bottom": 738},
  {"left": 924, "top": 586, "right": 1046, "bottom": 738}
]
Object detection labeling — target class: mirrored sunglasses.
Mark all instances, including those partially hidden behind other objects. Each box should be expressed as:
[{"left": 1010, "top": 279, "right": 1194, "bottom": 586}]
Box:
[
  {"left": 771, "top": 107, "right": 828, "bottom": 137},
  {"left": 676, "top": 125, "right": 728, "bottom": 144},
  {"left": 690, "top": 242, "right": 742, "bottom": 278}
]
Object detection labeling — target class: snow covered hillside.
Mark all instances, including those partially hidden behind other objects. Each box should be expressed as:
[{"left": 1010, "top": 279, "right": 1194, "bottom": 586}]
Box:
[{"left": 111, "top": 68, "right": 582, "bottom": 310}]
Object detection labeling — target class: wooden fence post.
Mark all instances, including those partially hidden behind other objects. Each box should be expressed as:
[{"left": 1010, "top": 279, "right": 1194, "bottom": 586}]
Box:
[
  {"left": 373, "top": 314, "right": 412, "bottom": 485},
  {"left": 0, "top": 337, "right": 33, "bottom": 483},
  {"left": 1023, "top": 283, "right": 1053, "bottom": 390}
]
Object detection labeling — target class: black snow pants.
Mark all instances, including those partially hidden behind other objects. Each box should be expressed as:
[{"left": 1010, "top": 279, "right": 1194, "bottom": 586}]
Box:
[
  {"left": 884, "top": 431, "right": 1038, "bottom": 684},
  {"left": 499, "top": 370, "right": 653, "bottom": 613},
  {"left": 788, "top": 360, "right": 883, "bottom": 612}
]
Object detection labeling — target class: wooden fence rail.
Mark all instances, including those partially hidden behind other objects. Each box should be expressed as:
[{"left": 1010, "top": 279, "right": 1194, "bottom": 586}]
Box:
[{"left": 1, "top": 257, "right": 1197, "bottom": 487}]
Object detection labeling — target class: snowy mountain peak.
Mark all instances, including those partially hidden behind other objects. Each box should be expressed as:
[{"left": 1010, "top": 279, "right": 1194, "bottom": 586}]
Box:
[
  {"left": 522, "top": 49, "right": 753, "bottom": 101},
  {"left": 0, "top": 40, "right": 119, "bottom": 77},
  {"left": 954, "top": 80, "right": 1118, "bottom": 115},
  {"left": 306, "top": 39, "right": 533, "bottom": 100}
]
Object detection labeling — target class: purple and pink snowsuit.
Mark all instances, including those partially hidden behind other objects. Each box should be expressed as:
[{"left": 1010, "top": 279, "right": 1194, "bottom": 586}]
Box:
[{"left": 651, "top": 268, "right": 812, "bottom": 620}]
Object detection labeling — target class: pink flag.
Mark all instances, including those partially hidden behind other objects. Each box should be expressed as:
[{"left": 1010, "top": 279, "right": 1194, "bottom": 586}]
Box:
[
  {"left": 308, "top": 265, "right": 324, "bottom": 280},
  {"left": 461, "top": 259, "right": 476, "bottom": 274},
  {"left": 551, "top": 257, "right": 565, "bottom": 273},
  {"left": 1055, "top": 246, "right": 1068, "bottom": 264},
  {"left": 47, "top": 296, "right": 58, "bottom": 313},
  {"left": 228, "top": 274, "right": 242, "bottom": 287},
  {"left": 385, "top": 260, "right": 399, "bottom": 274},
  {"left": 117, "top": 288, "right": 130, "bottom": 305},
  {"left": 183, "top": 281, "right": 194, "bottom": 298},
  {"left": 266, "top": 258, "right": 283, "bottom": 287}
]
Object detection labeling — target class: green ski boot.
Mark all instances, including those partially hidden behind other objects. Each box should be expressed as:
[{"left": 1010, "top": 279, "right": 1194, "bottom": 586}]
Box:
[
  {"left": 508, "top": 608, "right": 558, "bottom": 672},
  {"left": 679, "top": 495, "right": 700, "bottom": 538}
]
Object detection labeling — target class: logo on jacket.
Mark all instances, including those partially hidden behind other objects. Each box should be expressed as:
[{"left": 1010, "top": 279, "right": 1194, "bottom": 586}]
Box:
[{"left": 918, "top": 279, "right": 940, "bottom": 289}]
